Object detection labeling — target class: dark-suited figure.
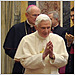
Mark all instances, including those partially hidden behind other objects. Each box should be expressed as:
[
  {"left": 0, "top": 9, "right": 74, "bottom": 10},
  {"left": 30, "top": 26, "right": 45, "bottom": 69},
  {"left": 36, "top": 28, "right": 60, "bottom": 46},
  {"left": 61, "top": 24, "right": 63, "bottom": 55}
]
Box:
[
  {"left": 65, "top": 7, "right": 74, "bottom": 74},
  {"left": 48, "top": 11, "right": 67, "bottom": 74},
  {"left": 48, "top": 11, "right": 67, "bottom": 42},
  {"left": 3, "top": 5, "right": 41, "bottom": 74}
]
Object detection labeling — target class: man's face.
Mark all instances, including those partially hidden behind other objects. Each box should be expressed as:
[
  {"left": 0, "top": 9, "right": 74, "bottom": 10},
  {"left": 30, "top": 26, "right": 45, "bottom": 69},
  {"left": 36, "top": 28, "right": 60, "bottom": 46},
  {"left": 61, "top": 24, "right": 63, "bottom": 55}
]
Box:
[
  {"left": 71, "top": 11, "right": 74, "bottom": 24},
  {"left": 48, "top": 13, "right": 57, "bottom": 27},
  {"left": 36, "top": 20, "right": 51, "bottom": 38},
  {"left": 26, "top": 7, "right": 40, "bottom": 25}
]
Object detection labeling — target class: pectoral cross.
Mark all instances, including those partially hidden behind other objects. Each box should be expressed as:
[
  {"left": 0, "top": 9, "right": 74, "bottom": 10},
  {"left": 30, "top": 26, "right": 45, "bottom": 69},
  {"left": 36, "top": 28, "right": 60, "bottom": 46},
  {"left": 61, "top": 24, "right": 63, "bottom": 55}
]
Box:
[{"left": 40, "top": 48, "right": 44, "bottom": 53}]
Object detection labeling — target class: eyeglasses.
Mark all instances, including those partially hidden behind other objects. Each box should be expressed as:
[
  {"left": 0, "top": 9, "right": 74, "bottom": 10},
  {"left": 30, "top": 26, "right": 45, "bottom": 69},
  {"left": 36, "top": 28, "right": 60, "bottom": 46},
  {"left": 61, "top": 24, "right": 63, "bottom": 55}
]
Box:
[{"left": 28, "top": 13, "right": 40, "bottom": 17}]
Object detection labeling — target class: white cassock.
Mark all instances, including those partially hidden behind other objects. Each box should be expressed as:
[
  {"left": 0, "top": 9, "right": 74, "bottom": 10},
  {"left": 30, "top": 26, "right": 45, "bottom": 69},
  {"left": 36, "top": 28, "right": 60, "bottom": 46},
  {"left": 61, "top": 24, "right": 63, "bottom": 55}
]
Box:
[{"left": 14, "top": 31, "right": 69, "bottom": 74}]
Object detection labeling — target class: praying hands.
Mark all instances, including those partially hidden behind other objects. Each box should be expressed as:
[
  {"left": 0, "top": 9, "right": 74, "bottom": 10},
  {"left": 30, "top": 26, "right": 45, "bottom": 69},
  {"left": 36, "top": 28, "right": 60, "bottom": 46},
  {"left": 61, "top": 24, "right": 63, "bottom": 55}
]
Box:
[{"left": 43, "top": 41, "right": 55, "bottom": 60}]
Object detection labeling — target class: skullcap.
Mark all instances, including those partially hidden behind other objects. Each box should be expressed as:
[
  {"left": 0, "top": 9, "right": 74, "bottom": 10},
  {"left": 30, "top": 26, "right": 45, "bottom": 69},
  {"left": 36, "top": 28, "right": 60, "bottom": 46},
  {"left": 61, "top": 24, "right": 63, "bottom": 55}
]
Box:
[{"left": 26, "top": 5, "right": 36, "bottom": 11}]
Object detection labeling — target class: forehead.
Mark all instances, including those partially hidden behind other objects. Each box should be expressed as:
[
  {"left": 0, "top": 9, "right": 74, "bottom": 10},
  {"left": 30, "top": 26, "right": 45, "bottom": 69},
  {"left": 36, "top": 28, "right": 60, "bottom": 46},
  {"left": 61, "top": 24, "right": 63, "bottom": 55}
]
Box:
[
  {"left": 30, "top": 7, "right": 40, "bottom": 13},
  {"left": 48, "top": 13, "right": 53, "bottom": 18}
]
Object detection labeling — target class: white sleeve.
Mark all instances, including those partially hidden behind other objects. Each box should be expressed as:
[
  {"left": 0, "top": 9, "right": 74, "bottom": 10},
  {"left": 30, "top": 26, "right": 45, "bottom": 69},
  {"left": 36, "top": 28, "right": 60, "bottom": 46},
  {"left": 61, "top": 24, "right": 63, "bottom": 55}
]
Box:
[
  {"left": 14, "top": 37, "right": 45, "bottom": 69},
  {"left": 50, "top": 39, "right": 69, "bottom": 68}
]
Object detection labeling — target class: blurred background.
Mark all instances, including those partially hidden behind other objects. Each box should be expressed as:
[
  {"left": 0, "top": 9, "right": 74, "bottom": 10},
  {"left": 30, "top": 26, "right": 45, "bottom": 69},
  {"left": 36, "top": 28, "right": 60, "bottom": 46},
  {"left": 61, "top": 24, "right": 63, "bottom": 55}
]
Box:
[{"left": 1, "top": 1, "right": 74, "bottom": 74}]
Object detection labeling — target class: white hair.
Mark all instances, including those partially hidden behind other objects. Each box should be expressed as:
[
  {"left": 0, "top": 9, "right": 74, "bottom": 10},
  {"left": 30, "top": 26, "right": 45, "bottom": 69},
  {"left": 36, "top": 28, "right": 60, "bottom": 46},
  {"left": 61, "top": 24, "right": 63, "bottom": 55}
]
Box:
[
  {"left": 35, "top": 14, "right": 52, "bottom": 26},
  {"left": 48, "top": 11, "right": 59, "bottom": 21},
  {"left": 26, "top": 5, "right": 41, "bottom": 13}
]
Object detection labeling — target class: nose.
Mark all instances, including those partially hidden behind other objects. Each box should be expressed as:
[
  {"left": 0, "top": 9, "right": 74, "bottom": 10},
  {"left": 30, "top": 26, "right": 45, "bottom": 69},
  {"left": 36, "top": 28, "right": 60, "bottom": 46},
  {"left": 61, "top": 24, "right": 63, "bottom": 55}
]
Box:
[
  {"left": 35, "top": 15, "right": 38, "bottom": 18},
  {"left": 45, "top": 28, "right": 48, "bottom": 32},
  {"left": 35, "top": 14, "right": 39, "bottom": 18}
]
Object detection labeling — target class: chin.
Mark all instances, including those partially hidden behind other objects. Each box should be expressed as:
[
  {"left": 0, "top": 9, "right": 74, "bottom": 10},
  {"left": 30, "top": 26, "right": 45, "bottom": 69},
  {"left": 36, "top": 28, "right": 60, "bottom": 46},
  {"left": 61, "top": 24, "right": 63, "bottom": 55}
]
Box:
[{"left": 43, "top": 35, "right": 48, "bottom": 38}]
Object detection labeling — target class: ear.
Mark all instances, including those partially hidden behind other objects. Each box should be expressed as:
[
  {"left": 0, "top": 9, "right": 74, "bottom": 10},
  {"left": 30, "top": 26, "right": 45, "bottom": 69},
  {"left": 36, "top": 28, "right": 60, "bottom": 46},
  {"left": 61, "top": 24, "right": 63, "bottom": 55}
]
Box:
[
  {"left": 34, "top": 25, "right": 38, "bottom": 30},
  {"left": 56, "top": 18, "right": 58, "bottom": 21},
  {"left": 25, "top": 13, "right": 28, "bottom": 18}
]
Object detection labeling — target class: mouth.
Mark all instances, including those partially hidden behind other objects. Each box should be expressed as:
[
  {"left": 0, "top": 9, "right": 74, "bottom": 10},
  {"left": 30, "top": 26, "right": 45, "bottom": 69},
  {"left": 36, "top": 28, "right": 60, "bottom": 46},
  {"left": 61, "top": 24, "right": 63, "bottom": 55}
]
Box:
[{"left": 44, "top": 33, "right": 49, "bottom": 37}]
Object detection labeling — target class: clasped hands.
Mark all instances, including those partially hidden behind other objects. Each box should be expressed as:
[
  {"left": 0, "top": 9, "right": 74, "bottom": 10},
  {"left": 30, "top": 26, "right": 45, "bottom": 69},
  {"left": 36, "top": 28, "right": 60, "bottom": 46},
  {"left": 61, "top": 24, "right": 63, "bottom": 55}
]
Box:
[{"left": 43, "top": 41, "right": 55, "bottom": 60}]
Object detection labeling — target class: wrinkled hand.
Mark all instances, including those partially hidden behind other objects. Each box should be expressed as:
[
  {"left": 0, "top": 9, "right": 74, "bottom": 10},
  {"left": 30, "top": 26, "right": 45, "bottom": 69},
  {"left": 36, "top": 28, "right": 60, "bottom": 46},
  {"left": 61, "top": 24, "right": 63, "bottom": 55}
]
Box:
[{"left": 43, "top": 41, "right": 53, "bottom": 60}]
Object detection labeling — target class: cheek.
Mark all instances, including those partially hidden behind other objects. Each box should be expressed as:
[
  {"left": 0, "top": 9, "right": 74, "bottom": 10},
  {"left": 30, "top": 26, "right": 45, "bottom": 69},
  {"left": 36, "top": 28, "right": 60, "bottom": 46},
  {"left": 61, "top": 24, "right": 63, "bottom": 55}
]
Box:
[
  {"left": 28, "top": 17, "right": 32, "bottom": 21},
  {"left": 41, "top": 29, "right": 45, "bottom": 32},
  {"left": 38, "top": 29, "right": 44, "bottom": 34},
  {"left": 30, "top": 18, "right": 35, "bottom": 22},
  {"left": 48, "top": 29, "right": 51, "bottom": 32},
  {"left": 52, "top": 20, "right": 54, "bottom": 24},
  {"left": 49, "top": 30, "right": 51, "bottom": 33},
  {"left": 31, "top": 18, "right": 36, "bottom": 22}
]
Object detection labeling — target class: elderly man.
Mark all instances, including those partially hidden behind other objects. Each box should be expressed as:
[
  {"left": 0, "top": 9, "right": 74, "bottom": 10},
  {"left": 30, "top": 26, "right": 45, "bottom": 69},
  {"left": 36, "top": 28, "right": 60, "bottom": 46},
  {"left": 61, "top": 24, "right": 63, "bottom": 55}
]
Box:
[
  {"left": 48, "top": 11, "right": 67, "bottom": 40},
  {"left": 3, "top": 5, "right": 41, "bottom": 74},
  {"left": 14, "top": 14, "right": 68, "bottom": 74}
]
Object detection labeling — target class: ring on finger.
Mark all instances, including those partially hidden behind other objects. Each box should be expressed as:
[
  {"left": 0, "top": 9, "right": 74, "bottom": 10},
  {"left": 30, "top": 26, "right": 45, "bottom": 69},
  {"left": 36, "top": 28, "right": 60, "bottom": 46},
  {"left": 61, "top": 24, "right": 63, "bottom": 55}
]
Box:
[
  {"left": 47, "top": 46, "right": 49, "bottom": 49},
  {"left": 49, "top": 49, "right": 51, "bottom": 51}
]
